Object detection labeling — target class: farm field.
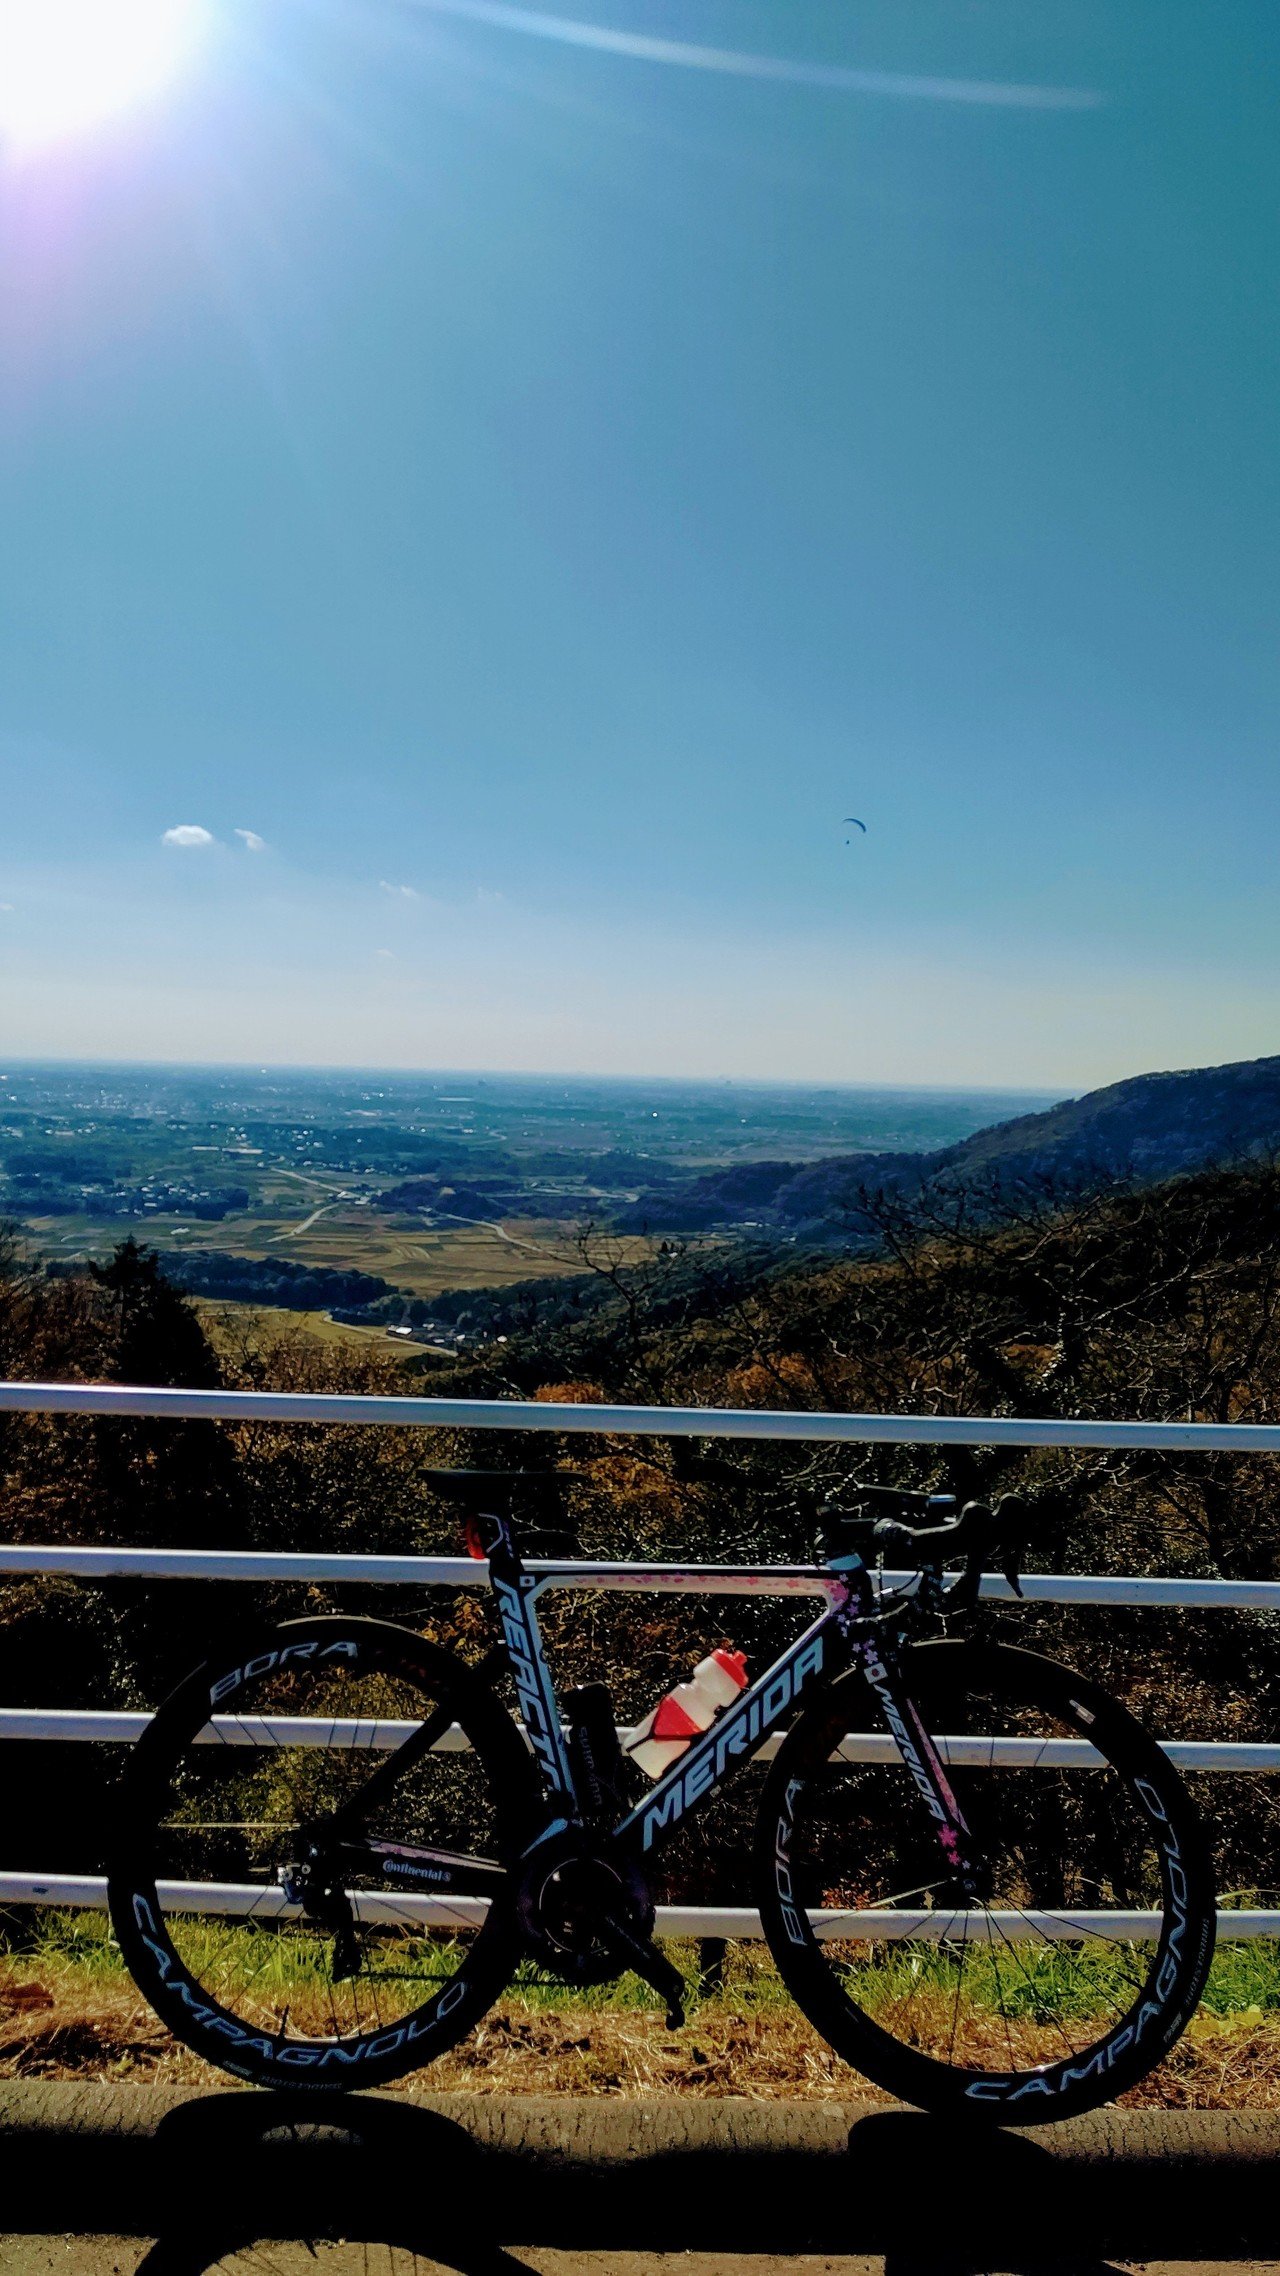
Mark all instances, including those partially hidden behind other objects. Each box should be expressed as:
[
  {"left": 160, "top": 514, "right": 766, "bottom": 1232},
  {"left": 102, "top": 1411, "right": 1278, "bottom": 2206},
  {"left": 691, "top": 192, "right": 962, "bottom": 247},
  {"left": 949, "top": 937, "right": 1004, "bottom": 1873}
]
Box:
[
  {"left": 2, "top": 1064, "right": 1055, "bottom": 1313},
  {"left": 188, "top": 1298, "right": 441, "bottom": 1358},
  {"left": 26, "top": 1202, "right": 621, "bottom": 1299}
]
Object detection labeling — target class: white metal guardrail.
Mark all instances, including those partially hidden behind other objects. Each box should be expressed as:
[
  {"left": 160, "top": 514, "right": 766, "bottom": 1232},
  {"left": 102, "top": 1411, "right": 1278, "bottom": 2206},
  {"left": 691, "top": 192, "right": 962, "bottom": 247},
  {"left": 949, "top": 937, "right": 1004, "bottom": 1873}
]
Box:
[
  {"left": 6, "top": 1542, "right": 1280, "bottom": 1610},
  {"left": 3, "top": 1378, "right": 1280, "bottom": 1944},
  {"left": 10, "top": 1873, "right": 1277, "bottom": 1944},
  {"left": 8, "top": 1709, "right": 1280, "bottom": 1774},
  {"left": 8, "top": 1377, "right": 1280, "bottom": 1451}
]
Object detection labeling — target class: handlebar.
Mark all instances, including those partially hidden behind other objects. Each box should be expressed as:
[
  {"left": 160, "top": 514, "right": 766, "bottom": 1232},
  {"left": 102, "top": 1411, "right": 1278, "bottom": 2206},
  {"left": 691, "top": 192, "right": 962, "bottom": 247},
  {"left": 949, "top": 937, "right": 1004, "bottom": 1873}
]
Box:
[
  {"left": 819, "top": 1485, "right": 1031, "bottom": 1612},
  {"left": 870, "top": 1499, "right": 1011, "bottom": 1562}
]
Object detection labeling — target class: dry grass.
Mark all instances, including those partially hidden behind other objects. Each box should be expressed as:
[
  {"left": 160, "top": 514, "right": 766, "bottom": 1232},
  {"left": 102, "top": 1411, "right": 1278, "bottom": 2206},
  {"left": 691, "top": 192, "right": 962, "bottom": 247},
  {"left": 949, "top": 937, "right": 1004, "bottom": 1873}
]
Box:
[
  {"left": 5, "top": 1955, "right": 1280, "bottom": 2107},
  {"left": 1140, "top": 2005, "right": 1280, "bottom": 2108},
  {"left": 0, "top": 1964, "right": 875, "bottom": 2099}
]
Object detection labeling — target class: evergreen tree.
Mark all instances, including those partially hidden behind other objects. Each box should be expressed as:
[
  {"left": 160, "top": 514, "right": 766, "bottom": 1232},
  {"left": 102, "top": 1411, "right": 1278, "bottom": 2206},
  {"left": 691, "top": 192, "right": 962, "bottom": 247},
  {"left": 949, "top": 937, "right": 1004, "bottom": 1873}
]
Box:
[{"left": 90, "top": 1235, "right": 223, "bottom": 1391}]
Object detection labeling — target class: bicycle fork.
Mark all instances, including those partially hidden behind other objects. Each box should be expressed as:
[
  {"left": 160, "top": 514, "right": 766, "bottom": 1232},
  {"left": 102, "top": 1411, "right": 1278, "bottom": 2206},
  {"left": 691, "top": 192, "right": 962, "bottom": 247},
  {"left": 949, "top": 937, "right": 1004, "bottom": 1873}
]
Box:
[{"left": 858, "top": 1640, "right": 987, "bottom": 1901}]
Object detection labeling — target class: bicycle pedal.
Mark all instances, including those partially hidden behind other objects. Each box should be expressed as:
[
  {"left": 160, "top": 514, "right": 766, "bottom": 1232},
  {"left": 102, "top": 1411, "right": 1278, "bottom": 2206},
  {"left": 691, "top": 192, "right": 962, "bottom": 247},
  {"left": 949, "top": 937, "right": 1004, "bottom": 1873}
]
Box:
[{"left": 600, "top": 1915, "right": 687, "bottom": 2028}]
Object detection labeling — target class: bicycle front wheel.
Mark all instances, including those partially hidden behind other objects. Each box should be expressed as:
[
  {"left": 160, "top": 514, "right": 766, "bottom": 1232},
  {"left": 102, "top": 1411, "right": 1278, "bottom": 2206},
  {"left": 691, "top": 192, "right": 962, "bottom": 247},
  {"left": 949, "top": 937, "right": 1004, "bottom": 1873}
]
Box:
[
  {"left": 755, "top": 1639, "right": 1214, "bottom": 2122},
  {"left": 109, "top": 1617, "right": 538, "bottom": 2091}
]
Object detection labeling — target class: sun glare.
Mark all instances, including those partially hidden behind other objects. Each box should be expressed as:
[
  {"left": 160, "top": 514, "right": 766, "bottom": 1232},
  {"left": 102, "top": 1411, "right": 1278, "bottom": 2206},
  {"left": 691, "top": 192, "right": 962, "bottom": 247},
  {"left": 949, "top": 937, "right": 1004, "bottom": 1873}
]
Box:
[{"left": 0, "top": 0, "right": 206, "bottom": 154}]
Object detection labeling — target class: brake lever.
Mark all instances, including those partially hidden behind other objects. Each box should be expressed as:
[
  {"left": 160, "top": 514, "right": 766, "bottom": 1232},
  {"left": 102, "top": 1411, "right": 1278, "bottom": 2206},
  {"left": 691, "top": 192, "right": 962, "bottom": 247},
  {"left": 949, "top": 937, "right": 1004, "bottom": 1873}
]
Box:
[
  {"left": 992, "top": 1493, "right": 1029, "bottom": 1599},
  {"left": 999, "top": 1548, "right": 1025, "bottom": 1598},
  {"left": 870, "top": 1496, "right": 1030, "bottom": 1611}
]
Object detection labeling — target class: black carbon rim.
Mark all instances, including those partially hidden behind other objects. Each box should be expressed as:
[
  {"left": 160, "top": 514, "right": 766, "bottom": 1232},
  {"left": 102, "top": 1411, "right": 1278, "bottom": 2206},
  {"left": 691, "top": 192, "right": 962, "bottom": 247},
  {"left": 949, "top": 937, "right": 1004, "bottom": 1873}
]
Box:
[
  {"left": 755, "top": 1640, "right": 1215, "bottom": 2123},
  {"left": 108, "top": 1617, "right": 536, "bottom": 2090}
]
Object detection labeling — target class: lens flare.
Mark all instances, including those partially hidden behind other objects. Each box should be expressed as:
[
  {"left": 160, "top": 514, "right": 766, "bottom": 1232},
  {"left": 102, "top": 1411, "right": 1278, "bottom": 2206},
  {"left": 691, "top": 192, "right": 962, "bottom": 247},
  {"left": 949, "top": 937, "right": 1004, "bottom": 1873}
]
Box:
[{"left": 0, "top": 0, "right": 205, "bottom": 154}]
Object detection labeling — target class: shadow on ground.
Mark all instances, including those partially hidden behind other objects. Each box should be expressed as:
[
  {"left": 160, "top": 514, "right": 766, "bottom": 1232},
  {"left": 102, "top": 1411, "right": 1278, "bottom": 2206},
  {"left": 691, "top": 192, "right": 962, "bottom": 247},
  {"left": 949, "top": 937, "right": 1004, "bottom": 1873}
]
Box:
[{"left": 2, "top": 2086, "right": 1278, "bottom": 2269}]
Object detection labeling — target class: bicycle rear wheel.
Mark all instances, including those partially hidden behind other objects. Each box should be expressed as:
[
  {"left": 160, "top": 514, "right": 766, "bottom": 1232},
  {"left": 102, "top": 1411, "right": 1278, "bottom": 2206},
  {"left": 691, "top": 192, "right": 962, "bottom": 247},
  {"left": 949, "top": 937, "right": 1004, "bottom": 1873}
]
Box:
[
  {"left": 755, "top": 1639, "right": 1214, "bottom": 2122},
  {"left": 109, "top": 1616, "right": 538, "bottom": 2091}
]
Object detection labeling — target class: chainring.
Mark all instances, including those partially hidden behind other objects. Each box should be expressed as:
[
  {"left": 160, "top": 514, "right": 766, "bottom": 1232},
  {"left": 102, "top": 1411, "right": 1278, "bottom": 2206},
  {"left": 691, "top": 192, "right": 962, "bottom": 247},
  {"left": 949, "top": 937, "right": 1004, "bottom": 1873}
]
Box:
[{"left": 516, "top": 1830, "right": 654, "bottom": 1986}]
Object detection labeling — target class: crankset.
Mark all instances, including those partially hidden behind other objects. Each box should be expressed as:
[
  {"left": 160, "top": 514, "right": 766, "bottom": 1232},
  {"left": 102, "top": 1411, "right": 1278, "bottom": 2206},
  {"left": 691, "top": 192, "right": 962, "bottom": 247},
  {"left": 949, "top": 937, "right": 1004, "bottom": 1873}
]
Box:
[
  {"left": 515, "top": 1830, "right": 686, "bottom": 2028},
  {"left": 596, "top": 1911, "right": 687, "bottom": 2030}
]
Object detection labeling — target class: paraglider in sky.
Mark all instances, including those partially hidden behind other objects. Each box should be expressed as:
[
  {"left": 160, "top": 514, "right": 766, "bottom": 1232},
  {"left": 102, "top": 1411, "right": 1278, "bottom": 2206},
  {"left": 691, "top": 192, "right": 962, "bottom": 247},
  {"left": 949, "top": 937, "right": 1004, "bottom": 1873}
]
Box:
[{"left": 843, "top": 816, "right": 866, "bottom": 844}]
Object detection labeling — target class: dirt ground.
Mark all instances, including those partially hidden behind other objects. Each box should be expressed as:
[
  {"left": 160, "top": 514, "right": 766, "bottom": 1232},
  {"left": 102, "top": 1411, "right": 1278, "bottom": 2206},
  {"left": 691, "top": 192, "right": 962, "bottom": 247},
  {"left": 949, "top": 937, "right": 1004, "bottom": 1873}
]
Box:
[{"left": 3, "top": 2242, "right": 1280, "bottom": 2274}]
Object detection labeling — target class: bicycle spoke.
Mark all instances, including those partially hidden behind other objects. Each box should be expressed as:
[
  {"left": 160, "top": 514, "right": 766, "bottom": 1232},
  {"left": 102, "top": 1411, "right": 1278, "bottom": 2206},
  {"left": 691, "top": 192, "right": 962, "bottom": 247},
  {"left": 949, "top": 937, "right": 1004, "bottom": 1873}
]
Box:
[
  {"left": 983, "top": 1926, "right": 1020, "bottom": 2069},
  {"left": 946, "top": 1906, "right": 971, "bottom": 2065},
  {"left": 767, "top": 1648, "right": 1207, "bottom": 2108},
  {"left": 988, "top": 1913, "right": 1081, "bottom": 2062},
  {"left": 866, "top": 1876, "right": 952, "bottom": 1909},
  {"left": 1006, "top": 1892, "right": 1149, "bottom": 1992},
  {"left": 117, "top": 1630, "right": 517, "bottom": 2073}
]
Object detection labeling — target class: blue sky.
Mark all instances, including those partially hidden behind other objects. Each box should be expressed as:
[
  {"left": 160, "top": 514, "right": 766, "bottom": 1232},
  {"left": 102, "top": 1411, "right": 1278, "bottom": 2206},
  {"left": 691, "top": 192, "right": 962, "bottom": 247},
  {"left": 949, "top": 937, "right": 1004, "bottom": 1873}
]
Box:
[{"left": 1, "top": 0, "right": 1277, "bottom": 1088}]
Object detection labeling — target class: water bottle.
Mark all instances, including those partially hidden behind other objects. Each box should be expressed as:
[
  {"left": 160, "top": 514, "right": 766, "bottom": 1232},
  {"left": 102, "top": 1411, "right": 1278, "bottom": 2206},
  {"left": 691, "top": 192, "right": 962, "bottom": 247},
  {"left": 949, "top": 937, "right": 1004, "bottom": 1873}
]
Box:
[{"left": 624, "top": 1647, "right": 749, "bottom": 1780}]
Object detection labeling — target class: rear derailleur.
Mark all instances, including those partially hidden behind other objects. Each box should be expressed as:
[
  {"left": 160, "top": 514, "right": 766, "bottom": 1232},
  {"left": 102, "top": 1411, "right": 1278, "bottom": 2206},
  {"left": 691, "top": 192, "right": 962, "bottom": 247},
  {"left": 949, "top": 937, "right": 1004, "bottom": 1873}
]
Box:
[{"left": 280, "top": 1856, "right": 362, "bottom": 1981}]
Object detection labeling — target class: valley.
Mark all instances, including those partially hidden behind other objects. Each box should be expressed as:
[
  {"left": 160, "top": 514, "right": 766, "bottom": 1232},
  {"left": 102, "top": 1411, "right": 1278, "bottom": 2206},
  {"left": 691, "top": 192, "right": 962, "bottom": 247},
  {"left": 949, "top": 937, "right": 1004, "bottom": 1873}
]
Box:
[{"left": 0, "top": 1063, "right": 1052, "bottom": 1324}]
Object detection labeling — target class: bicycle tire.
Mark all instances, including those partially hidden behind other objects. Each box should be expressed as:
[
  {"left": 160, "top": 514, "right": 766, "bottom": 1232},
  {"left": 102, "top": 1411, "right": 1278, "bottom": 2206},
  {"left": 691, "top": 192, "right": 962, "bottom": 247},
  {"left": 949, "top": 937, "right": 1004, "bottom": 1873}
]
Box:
[
  {"left": 109, "top": 1615, "right": 540, "bottom": 2091},
  {"left": 755, "top": 1639, "right": 1214, "bottom": 2123}
]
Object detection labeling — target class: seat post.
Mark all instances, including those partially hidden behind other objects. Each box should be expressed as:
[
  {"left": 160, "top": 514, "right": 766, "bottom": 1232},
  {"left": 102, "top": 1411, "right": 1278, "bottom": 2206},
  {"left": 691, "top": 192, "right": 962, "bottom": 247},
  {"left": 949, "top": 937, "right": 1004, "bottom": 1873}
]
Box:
[
  {"left": 425, "top": 1467, "right": 581, "bottom": 1560},
  {"left": 474, "top": 1505, "right": 523, "bottom": 1584}
]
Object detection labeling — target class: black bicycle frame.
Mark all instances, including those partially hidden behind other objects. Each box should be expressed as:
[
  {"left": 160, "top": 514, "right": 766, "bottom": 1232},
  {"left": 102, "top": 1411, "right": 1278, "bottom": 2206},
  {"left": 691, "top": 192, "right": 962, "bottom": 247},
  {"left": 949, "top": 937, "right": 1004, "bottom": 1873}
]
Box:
[
  {"left": 486, "top": 1525, "right": 980, "bottom": 1883},
  {"left": 324, "top": 1519, "right": 980, "bottom": 1895}
]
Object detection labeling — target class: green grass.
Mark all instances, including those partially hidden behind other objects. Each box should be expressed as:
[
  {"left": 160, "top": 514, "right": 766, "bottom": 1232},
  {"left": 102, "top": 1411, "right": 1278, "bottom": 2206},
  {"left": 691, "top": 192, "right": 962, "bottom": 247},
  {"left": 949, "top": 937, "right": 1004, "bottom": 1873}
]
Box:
[
  {"left": 14, "top": 1910, "right": 1280, "bottom": 2025},
  {"left": 7, "top": 1910, "right": 775, "bottom": 2015},
  {"left": 9, "top": 1912, "right": 1280, "bottom": 2102},
  {"left": 1199, "top": 1938, "right": 1280, "bottom": 2018}
]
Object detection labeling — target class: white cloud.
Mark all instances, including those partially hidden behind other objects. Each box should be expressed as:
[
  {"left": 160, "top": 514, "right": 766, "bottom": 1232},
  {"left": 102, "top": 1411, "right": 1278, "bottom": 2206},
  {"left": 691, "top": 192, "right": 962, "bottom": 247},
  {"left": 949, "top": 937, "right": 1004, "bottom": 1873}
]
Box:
[
  {"left": 235, "top": 828, "right": 267, "bottom": 853},
  {"left": 0, "top": 902, "right": 13, "bottom": 914},
  {"left": 162, "top": 824, "right": 216, "bottom": 849},
  {"left": 379, "top": 880, "right": 420, "bottom": 899},
  {"left": 416, "top": 0, "right": 1101, "bottom": 111},
  {"left": 375, "top": 948, "right": 396, "bottom": 960}
]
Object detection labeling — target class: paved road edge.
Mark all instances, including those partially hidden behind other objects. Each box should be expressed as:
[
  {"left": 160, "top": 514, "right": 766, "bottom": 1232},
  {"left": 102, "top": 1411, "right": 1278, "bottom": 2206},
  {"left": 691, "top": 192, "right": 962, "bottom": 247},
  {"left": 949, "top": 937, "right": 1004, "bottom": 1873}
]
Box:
[{"left": 2, "top": 2086, "right": 1279, "bottom": 2254}]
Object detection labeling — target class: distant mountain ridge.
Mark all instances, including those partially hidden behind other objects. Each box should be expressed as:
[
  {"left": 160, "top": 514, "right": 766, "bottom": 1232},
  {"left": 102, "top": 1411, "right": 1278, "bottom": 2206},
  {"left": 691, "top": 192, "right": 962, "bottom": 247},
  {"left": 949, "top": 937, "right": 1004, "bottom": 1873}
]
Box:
[{"left": 612, "top": 1053, "right": 1280, "bottom": 1236}]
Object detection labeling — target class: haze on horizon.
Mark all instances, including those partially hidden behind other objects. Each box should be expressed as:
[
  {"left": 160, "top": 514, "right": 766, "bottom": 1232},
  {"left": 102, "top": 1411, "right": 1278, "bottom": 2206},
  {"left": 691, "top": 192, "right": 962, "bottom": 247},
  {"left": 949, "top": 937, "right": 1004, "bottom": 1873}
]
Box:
[
  {"left": 1, "top": 2, "right": 1277, "bottom": 1094},
  {"left": 0, "top": 1052, "right": 1063, "bottom": 1105}
]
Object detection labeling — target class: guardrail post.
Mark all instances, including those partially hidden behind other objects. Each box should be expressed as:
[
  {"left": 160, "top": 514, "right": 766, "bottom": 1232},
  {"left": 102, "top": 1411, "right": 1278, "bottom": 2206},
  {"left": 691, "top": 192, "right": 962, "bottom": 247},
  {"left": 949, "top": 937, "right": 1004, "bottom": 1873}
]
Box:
[{"left": 697, "top": 1936, "right": 727, "bottom": 1993}]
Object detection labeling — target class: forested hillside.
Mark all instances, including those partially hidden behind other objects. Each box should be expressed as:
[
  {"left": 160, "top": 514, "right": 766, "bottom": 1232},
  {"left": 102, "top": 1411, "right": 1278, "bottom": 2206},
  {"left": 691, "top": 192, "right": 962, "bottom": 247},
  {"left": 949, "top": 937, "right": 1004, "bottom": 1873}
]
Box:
[
  {"left": 614, "top": 1052, "right": 1280, "bottom": 1235},
  {"left": 4, "top": 1164, "right": 1280, "bottom": 1907}
]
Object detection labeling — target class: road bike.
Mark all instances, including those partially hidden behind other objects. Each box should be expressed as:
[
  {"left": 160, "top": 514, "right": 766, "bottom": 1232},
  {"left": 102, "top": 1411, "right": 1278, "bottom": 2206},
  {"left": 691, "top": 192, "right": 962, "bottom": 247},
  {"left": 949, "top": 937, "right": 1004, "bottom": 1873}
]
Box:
[{"left": 108, "top": 1470, "right": 1215, "bottom": 2120}]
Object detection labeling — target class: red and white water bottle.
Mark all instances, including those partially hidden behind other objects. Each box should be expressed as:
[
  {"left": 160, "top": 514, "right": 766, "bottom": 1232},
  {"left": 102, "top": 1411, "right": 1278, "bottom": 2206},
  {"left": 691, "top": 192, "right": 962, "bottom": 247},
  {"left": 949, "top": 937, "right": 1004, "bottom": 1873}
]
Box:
[{"left": 624, "top": 1647, "right": 750, "bottom": 1781}]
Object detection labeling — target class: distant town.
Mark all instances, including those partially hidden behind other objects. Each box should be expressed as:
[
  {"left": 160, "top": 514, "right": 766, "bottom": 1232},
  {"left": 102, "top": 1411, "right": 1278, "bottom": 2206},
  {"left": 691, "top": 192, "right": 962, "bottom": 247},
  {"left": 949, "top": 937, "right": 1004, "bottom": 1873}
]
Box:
[{"left": 0, "top": 1062, "right": 1053, "bottom": 1344}]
